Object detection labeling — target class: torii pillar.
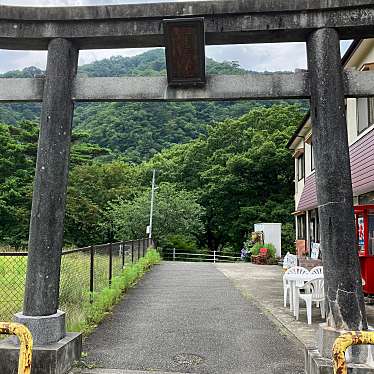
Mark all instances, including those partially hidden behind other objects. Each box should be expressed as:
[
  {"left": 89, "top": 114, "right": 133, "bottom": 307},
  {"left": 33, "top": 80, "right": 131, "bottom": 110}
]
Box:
[
  {"left": 306, "top": 28, "right": 369, "bottom": 370},
  {"left": 24, "top": 38, "right": 77, "bottom": 319},
  {"left": 0, "top": 38, "right": 82, "bottom": 374}
]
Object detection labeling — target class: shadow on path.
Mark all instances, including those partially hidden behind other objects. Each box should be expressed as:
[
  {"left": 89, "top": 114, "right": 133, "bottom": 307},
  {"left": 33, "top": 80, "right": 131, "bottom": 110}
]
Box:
[{"left": 83, "top": 262, "right": 304, "bottom": 374}]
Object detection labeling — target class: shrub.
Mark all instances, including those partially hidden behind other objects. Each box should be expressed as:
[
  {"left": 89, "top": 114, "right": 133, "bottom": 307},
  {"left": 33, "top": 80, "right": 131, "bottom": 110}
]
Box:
[
  {"left": 221, "top": 245, "right": 238, "bottom": 256},
  {"left": 161, "top": 234, "right": 199, "bottom": 253},
  {"left": 250, "top": 242, "right": 276, "bottom": 258}
]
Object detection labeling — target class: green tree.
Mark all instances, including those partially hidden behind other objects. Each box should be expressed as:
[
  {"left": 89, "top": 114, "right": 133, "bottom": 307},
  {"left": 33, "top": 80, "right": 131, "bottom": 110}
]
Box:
[
  {"left": 0, "top": 120, "right": 111, "bottom": 247},
  {"left": 107, "top": 182, "right": 204, "bottom": 246},
  {"left": 65, "top": 161, "right": 142, "bottom": 246},
  {"left": 147, "top": 104, "right": 305, "bottom": 252},
  {"left": 0, "top": 121, "right": 38, "bottom": 247}
]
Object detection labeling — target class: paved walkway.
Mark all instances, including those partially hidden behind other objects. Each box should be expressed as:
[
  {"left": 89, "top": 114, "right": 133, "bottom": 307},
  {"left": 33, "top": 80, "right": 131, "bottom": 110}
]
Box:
[
  {"left": 215, "top": 263, "right": 374, "bottom": 350},
  {"left": 216, "top": 263, "right": 323, "bottom": 349},
  {"left": 82, "top": 262, "right": 304, "bottom": 374}
]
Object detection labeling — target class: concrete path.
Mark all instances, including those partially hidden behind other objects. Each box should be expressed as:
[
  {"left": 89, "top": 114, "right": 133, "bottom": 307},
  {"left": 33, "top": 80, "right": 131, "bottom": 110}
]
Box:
[
  {"left": 82, "top": 262, "right": 304, "bottom": 374},
  {"left": 215, "top": 263, "right": 374, "bottom": 351},
  {"left": 216, "top": 263, "right": 324, "bottom": 349}
]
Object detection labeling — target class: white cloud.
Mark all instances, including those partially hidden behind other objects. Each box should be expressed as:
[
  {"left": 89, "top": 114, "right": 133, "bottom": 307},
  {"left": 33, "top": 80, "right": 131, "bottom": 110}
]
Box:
[
  {"left": 0, "top": 1, "right": 354, "bottom": 73},
  {"left": 0, "top": 41, "right": 353, "bottom": 74},
  {"left": 0, "top": 50, "right": 47, "bottom": 72},
  {"left": 0, "top": 44, "right": 308, "bottom": 74},
  {"left": 207, "top": 43, "right": 307, "bottom": 72}
]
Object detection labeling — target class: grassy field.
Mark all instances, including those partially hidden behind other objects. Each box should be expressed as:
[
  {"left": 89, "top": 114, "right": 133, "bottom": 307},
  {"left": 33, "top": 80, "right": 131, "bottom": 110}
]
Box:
[
  {"left": 0, "top": 248, "right": 160, "bottom": 333},
  {"left": 0, "top": 254, "right": 27, "bottom": 322}
]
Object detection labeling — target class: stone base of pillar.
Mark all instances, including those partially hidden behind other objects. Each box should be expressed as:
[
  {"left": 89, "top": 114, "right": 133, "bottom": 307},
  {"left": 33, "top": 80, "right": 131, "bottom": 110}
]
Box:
[
  {"left": 13, "top": 310, "right": 66, "bottom": 345},
  {"left": 305, "top": 323, "right": 374, "bottom": 373},
  {"left": 0, "top": 310, "right": 82, "bottom": 374},
  {"left": 0, "top": 332, "right": 82, "bottom": 374}
]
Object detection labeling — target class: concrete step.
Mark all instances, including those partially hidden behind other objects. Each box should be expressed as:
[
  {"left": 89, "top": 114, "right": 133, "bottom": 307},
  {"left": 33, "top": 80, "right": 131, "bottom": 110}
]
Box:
[{"left": 305, "top": 348, "right": 374, "bottom": 373}]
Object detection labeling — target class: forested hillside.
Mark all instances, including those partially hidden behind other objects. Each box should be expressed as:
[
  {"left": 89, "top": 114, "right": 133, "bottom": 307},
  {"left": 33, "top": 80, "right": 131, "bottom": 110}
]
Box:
[
  {"left": 0, "top": 49, "right": 306, "bottom": 162},
  {"left": 0, "top": 49, "right": 307, "bottom": 253},
  {"left": 0, "top": 106, "right": 305, "bottom": 252},
  {"left": 0, "top": 121, "right": 109, "bottom": 246},
  {"left": 142, "top": 104, "right": 303, "bottom": 253}
]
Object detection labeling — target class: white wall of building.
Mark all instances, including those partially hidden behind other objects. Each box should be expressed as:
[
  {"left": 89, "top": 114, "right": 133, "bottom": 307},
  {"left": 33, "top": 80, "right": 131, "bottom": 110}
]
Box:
[
  {"left": 254, "top": 223, "right": 282, "bottom": 258},
  {"left": 347, "top": 97, "right": 358, "bottom": 145},
  {"left": 346, "top": 39, "right": 374, "bottom": 146}
]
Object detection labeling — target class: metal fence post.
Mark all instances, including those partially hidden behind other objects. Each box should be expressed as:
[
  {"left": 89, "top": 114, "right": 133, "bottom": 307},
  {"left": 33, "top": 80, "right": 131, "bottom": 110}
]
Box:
[
  {"left": 109, "top": 242, "right": 113, "bottom": 287},
  {"left": 213, "top": 251, "right": 216, "bottom": 263},
  {"left": 121, "top": 241, "right": 125, "bottom": 269},
  {"left": 138, "top": 239, "right": 141, "bottom": 259},
  {"left": 173, "top": 248, "right": 176, "bottom": 261},
  {"left": 90, "top": 245, "right": 94, "bottom": 304},
  {"left": 143, "top": 238, "right": 146, "bottom": 257},
  {"left": 131, "top": 240, "right": 134, "bottom": 263}
]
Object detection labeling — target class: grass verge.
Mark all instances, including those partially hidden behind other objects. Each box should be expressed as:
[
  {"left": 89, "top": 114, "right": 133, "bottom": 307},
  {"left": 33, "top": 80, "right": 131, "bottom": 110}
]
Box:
[{"left": 68, "top": 248, "right": 160, "bottom": 335}]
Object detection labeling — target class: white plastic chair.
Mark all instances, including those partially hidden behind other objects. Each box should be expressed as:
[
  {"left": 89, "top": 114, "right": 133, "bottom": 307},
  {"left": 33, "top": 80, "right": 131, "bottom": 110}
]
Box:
[
  {"left": 294, "top": 277, "right": 325, "bottom": 324},
  {"left": 310, "top": 266, "right": 324, "bottom": 307},
  {"left": 283, "top": 266, "right": 309, "bottom": 308},
  {"left": 310, "top": 266, "right": 323, "bottom": 276}
]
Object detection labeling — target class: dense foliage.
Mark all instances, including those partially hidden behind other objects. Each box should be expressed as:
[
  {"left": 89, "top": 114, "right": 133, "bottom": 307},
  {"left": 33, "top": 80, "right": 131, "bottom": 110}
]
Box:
[
  {"left": 0, "top": 121, "right": 37, "bottom": 246},
  {"left": 107, "top": 182, "right": 204, "bottom": 248},
  {"left": 0, "top": 121, "right": 109, "bottom": 248},
  {"left": 0, "top": 50, "right": 307, "bottom": 254},
  {"left": 0, "top": 49, "right": 306, "bottom": 162},
  {"left": 145, "top": 104, "right": 304, "bottom": 253},
  {"left": 65, "top": 160, "right": 141, "bottom": 246}
]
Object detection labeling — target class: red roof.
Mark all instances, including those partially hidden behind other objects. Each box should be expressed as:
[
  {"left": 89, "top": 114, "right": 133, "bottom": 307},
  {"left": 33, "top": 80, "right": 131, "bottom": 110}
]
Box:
[
  {"left": 297, "top": 127, "right": 374, "bottom": 211},
  {"left": 297, "top": 173, "right": 317, "bottom": 211}
]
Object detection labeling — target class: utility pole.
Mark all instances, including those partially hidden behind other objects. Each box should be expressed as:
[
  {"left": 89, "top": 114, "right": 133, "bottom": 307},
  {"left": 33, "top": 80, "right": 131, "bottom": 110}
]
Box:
[{"left": 148, "top": 169, "right": 156, "bottom": 239}]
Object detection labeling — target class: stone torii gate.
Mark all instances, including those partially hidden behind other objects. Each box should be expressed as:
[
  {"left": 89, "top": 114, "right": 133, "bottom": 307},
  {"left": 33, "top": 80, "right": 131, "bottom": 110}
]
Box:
[{"left": 1, "top": 1, "right": 374, "bottom": 373}]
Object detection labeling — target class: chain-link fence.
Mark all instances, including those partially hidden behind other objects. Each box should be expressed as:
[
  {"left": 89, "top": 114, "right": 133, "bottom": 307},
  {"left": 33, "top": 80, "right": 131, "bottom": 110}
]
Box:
[
  {"left": 0, "top": 238, "right": 153, "bottom": 323},
  {"left": 0, "top": 252, "right": 28, "bottom": 322}
]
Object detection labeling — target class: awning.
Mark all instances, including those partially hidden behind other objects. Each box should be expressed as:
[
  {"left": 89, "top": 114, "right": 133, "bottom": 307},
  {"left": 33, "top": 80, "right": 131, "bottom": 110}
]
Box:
[{"left": 291, "top": 210, "right": 306, "bottom": 216}]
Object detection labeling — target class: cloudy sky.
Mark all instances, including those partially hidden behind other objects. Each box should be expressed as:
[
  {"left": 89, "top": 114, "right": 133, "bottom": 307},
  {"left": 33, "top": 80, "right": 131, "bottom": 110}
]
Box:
[{"left": 0, "top": 0, "right": 351, "bottom": 73}]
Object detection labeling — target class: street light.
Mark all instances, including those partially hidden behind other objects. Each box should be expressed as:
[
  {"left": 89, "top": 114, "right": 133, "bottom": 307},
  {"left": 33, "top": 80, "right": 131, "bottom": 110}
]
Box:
[{"left": 147, "top": 169, "right": 158, "bottom": 239}]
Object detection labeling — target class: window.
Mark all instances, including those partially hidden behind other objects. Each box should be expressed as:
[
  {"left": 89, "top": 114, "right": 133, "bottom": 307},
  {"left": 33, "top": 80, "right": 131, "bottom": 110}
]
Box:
[
  {"left": 311, "top": 142, "right": 315, "bottom": 171},
  {"left": 297, "top": 154, "right": 304, "bottom": 181},
  {"left": 309, "top": 209, "right": 320, "bottom": 245},
  {"left": 357, "top": 63, "right": 374, "bottom": 135},
  {"left": 297, "top": 215, "right": 306, "bottom": 240},
  {"left": 357, "top": 98, "right": 374, "bottom": 134}
]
